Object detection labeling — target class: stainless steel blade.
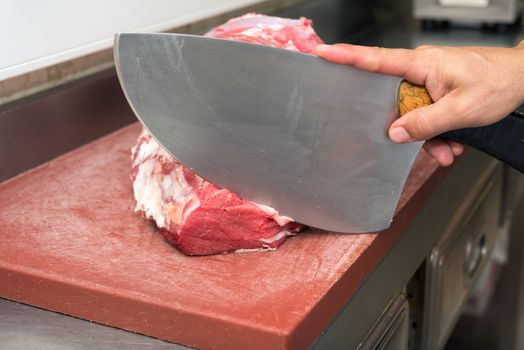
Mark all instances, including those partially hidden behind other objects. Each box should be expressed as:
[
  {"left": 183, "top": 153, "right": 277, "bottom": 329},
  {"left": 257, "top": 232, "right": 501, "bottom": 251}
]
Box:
[{"left": 114, "top": 33, "right": 422, "bottom": 233}]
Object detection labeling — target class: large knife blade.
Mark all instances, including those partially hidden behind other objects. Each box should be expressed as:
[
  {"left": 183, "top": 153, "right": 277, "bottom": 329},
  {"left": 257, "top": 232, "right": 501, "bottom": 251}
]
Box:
[{"left": 114, "top": 33, "right": 423, "bottom": 233}]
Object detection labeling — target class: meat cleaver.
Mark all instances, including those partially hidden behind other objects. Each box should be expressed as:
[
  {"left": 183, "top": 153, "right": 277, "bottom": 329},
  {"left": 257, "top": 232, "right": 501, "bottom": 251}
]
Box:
[{"left": 114, "top": 33, "right": 524, "bottom": 233}]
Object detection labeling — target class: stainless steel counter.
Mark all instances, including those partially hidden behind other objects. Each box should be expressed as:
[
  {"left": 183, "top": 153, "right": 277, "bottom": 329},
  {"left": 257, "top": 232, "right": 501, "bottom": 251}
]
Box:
[{"left": 0, "top": 299, "right": 185, "bottom": 350}]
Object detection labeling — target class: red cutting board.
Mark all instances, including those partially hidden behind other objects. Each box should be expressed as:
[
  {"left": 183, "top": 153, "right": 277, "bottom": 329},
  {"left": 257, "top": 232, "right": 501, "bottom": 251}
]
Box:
[{"left": 0, "top": 123, "right": 444, "bottom": 350}]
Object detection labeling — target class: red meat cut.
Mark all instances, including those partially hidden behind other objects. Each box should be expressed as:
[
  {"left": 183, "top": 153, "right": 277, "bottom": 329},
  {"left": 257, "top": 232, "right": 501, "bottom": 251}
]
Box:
[{"left": 131, "top": 14, "right": 323, "bottom": 255}]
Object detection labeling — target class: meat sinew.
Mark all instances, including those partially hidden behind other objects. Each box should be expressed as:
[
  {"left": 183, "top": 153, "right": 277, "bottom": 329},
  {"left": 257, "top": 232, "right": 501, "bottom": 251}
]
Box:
[{"left": 131, "top": 14, "right": 323, "bottom": 255}]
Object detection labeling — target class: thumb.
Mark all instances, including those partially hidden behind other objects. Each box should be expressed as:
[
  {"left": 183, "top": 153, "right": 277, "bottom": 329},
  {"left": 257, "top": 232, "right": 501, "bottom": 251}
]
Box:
[{"left": 389, "top": 91, "right": 469, "bottom": 142}]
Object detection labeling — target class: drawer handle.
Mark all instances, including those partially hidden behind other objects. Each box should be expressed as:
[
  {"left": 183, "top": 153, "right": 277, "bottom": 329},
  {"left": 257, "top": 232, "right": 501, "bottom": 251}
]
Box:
[{"left": 465, "top": 233, "right": 487, "bottom": 277}]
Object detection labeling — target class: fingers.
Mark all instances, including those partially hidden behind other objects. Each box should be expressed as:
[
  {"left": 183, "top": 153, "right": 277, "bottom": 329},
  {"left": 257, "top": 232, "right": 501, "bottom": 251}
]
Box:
[
  {"left": 389, "top": 90, "right": 473, "bottom": 142},
  {"left": 448, "top": 140, "right": 465, "bottom": 156},
  {"left": 423, "top": 139, "right": 465, "bottom": 166},
  {"left": 315, "top": 43, "right": 472, "bottom": 160},
  {"left": 315, "top": 44, "right": 427, "bottom": 84},
  {"left": 423, "top": 139, "right": 455, "bottom": 166},
  {"left": 315, "top": 44, "right": 459, "bottom": 142}
]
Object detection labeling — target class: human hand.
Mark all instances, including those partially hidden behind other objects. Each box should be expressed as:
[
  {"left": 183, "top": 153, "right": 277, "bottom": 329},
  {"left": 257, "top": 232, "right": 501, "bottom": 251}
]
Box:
[{"left": 316, "top": 41, "right": 524, "bottom": 166}]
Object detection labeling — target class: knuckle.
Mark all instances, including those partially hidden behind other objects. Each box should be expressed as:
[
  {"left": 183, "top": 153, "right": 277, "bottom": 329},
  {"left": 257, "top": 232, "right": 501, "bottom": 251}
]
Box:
[
  {"left": 415, "top": 44, "right": 434, "bottom": 51},
  {"left": 449, "top": 97, "right": 478, "bottom": 127},
  {"left": 415, "top": 45, "right": 444, "bottom": 56},
  {"left": 376, "top": 46, "right": 388, "bottom": 58},
  {"left": 413, "top": 46, "right": 446, "bottom": 71},
  {"left": 452, "top": 98, "right": 473, "bottom": 119}
]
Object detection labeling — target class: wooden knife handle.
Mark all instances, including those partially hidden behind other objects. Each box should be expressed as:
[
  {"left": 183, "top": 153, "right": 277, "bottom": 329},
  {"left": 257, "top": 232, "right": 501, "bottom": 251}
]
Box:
[
  {"left": 396, "top": 80, "right": 524, "bottom": 173},
  {"left": 398, "top": 80, "right": 433, "bottom": 116}
]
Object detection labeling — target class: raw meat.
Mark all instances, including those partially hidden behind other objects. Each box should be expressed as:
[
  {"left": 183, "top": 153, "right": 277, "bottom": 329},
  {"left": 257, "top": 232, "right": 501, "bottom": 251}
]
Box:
[
  {"left": 131, "top": 14, "right": 323, "bottom": 255},
  {"left": 206, "top": 13, "right": 323, "bottom": 53}
]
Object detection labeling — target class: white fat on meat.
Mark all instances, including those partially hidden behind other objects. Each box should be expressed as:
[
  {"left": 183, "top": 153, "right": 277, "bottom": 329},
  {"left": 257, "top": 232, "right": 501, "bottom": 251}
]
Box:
[
  {"left": 130, "top": 13, "right": 321, "bottom": 255},
  {"left": 132, "top": 135, "right": 199, "bottom": 229}
]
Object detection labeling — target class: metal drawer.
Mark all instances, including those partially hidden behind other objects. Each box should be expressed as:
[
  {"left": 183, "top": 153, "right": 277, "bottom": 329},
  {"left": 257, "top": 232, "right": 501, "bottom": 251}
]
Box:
[
  {"left": 359, "top": 292, "right": 410, "bottom": 350},
  {"left": 421, "top": 168, "right": 502, "bottom": 350},
  {"left": 501, "top": 164, "right": 524, "bottom": 225}
]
